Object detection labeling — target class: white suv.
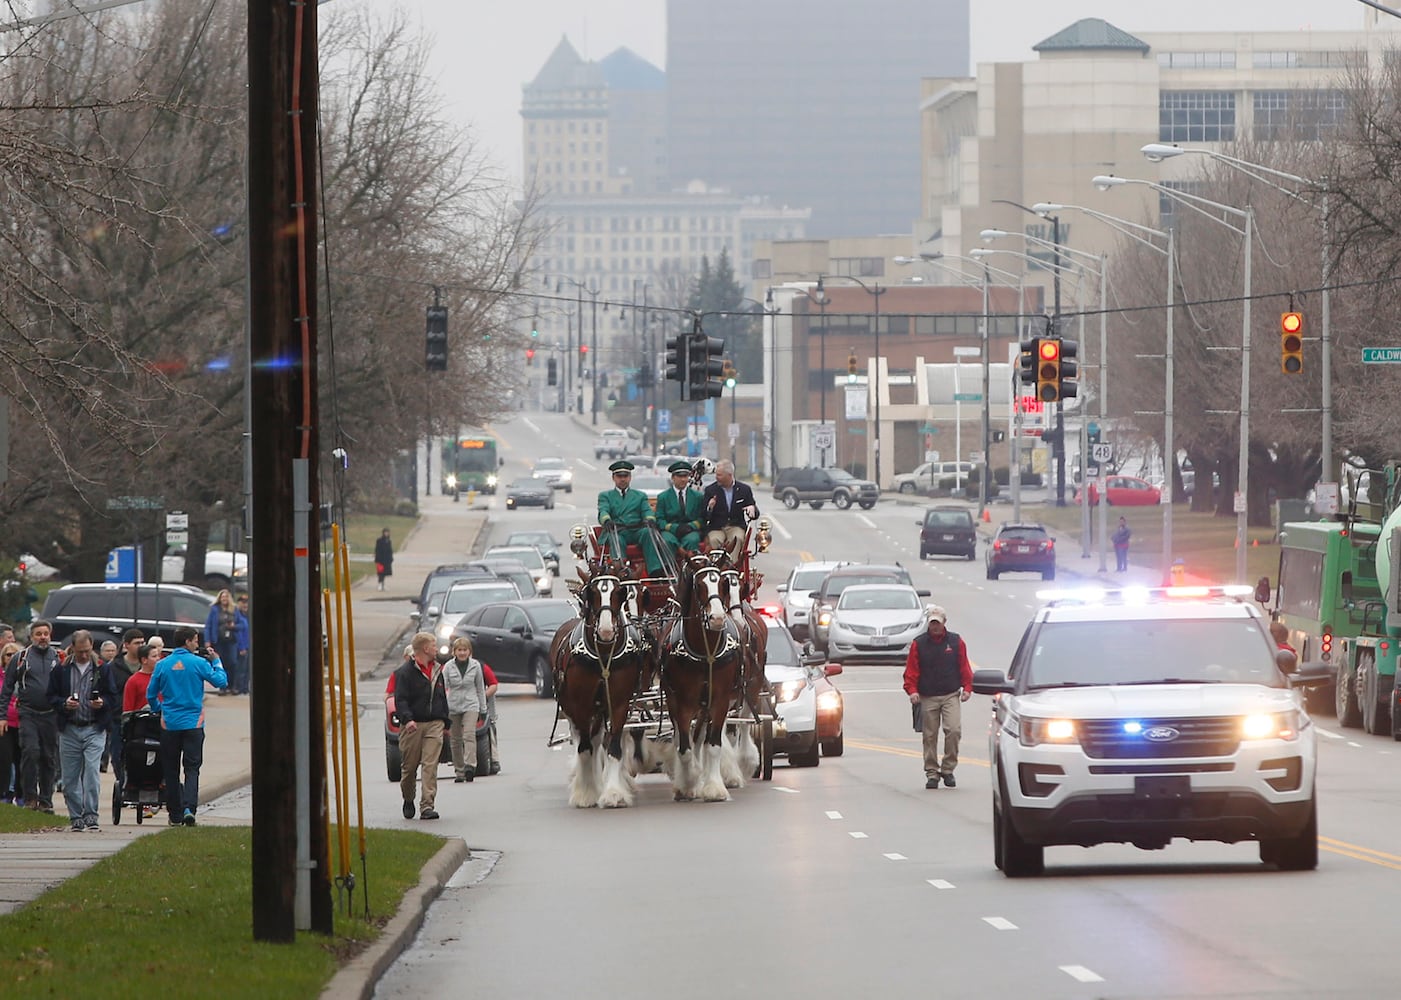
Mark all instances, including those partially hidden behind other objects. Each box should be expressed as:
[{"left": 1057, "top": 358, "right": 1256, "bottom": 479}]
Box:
[
  {"left": 973, "top": 587, "right": 1331, "bottom": 877},
  {"left": 774, "top": 560, "right": 846, "bottom": 641}
]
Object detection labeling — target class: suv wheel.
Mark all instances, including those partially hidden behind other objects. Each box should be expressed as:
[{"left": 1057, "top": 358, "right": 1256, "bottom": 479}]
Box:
[
  {"left": 857, "top": 500, "right": 876, "bottom": 510},
  {"left": 986, "top": 568, "right": 999, "bottom": 581},
  {"left": 808, "top": 501, "right": 825, "bottom": 510},
  {"left": 781, "top": 491, "right": 800, "bottom": 510},
  {"left": 833, "top": 492, "right": 852, "bottom": 510},
  {"left": 997, "top": 770, "right": 1044, "bottom": 877},
  {"left": 898, "top": 482, "right": 916, "bottom": 494},
  {"left": 1260, "top": 798, "right": 1317, "bottom": 870}
]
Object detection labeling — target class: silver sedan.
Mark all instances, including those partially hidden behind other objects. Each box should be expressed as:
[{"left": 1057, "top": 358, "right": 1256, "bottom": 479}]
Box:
[{"left": 825, "top": 584, "right": 929, "bottom": 664}]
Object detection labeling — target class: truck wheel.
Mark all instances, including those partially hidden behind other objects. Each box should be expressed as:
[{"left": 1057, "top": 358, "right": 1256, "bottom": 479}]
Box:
[
  {"left": 833, "top": 492, "right": 852, "bottom": 510},
  {"left": 899, "top": 482, "right": 916, "bottom": 494},
  {"left": 1335, "top": 659, "right": 1362, "bottom": 728},
  {"left": 782, "top": 491, "right": 800, "bottom": 510},
  {"left": 1361, "top": 653, "right": 1386, "bottom": 735}
]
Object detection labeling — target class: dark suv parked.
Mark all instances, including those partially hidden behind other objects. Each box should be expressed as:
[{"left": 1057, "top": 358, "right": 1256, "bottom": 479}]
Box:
[
  {"left": 40, "top": 583, "right": 217, "bottom": 647},
  {"left": 986, "top": 523, "right": 1056, "bottom": 581},
  {"left": 773, "top": 467, "right": 879, "bottom": 511},
  {"left": 918, "top": 506, "right": 978, "bottom": 561}
]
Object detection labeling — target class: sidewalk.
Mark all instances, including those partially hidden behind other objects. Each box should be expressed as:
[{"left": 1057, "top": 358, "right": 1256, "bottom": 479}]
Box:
[{"left": 0, "top": 493, "right": 487, "bottom": 917}]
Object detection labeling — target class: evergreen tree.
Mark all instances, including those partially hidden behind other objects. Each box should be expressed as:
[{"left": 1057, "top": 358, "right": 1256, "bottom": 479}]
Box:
[{"left": 685, "top": 248, "right": 761, "bottom": 381}]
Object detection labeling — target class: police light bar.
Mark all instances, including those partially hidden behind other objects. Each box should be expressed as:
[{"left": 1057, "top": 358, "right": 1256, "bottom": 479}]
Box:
[{"left": 1035, "top": 584, "right": 1254, "bottom": 605}]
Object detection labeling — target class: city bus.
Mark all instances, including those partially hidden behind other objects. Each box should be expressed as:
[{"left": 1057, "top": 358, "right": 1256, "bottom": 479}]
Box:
[{"left": 442, "top": 428, "right": 503, "bottom": 495}]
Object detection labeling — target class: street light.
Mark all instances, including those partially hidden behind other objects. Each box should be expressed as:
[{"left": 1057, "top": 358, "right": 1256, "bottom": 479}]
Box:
[
  {"left": 823, "top": 276, "right": 886, "bottom": 484},
  {"left": 1094, "top": 173, "right": 1254, "bottom": 583},
  {"left": 805, "top": 278, "right": 833, "bottom": 467},
  {"left": 1033, "top": 202, "right": 1177, "bottom": 581},
  {"left": 1140, "top": 143, "right": 1334, "bottom": 491}
]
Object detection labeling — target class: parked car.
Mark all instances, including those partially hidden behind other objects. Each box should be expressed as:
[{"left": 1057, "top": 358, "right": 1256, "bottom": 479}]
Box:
[
  {"left": 432, "top": 579, "right": 524, "bottom": 657},
  {"left": 594, "top": 428, "right": 640, "bottom": 460},
  {"left": 160, "top": 547, "right": 248, "bottom": 590},
  {"left": 918, "top": 506, "right": 978, "bottom": 560},
  {"left": 505, "top": 478, "right": 556, "bottom": 510},
  {"left": 986, "top": 523, "right": 1056, "bottom": 581},
  {"left": 1077, "top": 475, "right": 1162, "bottom": 507},
  {"left": 40, "top": 583, "right": 216, "bottom": 648},
  {"left": 412, "top": 565, "right": 511, "bottom": 636},
  {"left": 628, "top": 472, "right": 671, "bottom": 511},
  {"left": 891, "top": 461, "right": 976, "bottom": 496},
  {"left": 972, "top": 586, "right": 1330, "bottom": 876},
  {"left": 483, "top": 545, "right": 553, "bottom": 597},
  {"left": 775, "top": 560, "right": 848, "bottom": 641},
  {"left": 764, "top": 618, "right": 844, "bottom": 765},
  {"left": 503, "top": 531, "right": 563, "bottom": 577},
  {"left": 826, "top": 584, "right": 929, "bottom": 664},
  {"left": 449, "top": 598, "right": 576, "bottom": 698},
  {"left": 773, "top": 467, "right": 879, "bottom": 511},
  {"left": 530, "top": 457, "right": 574, "bottom": 493},
  {"left": 807, "top": 564, "right": 922, "bottom": 654}
]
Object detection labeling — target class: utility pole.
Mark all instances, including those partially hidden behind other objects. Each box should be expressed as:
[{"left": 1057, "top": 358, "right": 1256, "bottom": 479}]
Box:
[{"left": 248, "top": 0, "right": 331, "bottom": 940}]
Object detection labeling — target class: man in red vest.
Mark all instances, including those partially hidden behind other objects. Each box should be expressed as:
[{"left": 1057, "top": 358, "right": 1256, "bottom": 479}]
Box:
[{"left": 902, "top": 606, "right": 972, "bottom": 789}]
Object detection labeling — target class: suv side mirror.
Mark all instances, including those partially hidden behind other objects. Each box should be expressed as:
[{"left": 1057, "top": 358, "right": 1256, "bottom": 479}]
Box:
[
  {"left": 916, "top": 589, "right": 931, "bottom": 597},
  {"left": 972, "top": 668, "right": 1013, "bottom": 696},
  {"left": 775, "top": 583, "right": 788, "bottom": 594},
  {"left": 1254, "top": 576, "right": 1272, "bottom": 604}
]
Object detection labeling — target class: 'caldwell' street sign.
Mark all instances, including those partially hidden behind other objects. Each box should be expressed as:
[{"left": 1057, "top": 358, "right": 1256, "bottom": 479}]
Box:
[{"left": 1362, "top": 348, "right": 1401, "bottom": 364}]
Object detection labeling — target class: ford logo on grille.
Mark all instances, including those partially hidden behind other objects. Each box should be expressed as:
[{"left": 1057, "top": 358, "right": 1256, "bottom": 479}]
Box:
[{"left": 1144, "top": 726, "right": 1180, "bottom": 742}]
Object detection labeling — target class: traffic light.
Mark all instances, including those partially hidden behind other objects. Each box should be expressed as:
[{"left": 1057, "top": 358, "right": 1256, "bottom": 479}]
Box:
[
  {"left": 425, "top": 305, "right": 448, "bottom": 371},
  {"left": 547, "top": 357, "right": 558, "bottom": 385},
  {"left": 1280, "top": 312, "right": 1303, "bottom": 374},
  {"left": 579, "top": 344, "right": 589, "bottom": 358},
  {"left": 1057, "top": 338, "right": 1079, "bottom": 400},
  {"left": 525, "top": 348, "right": 535, "bottom": 366},
  {"left": 689, "top": 332, "right": 726, "bottom": 399},
  {"left": 722, "top": 359, "right": 737, "bottom": 389},
  {"left": 847, "top": 350, "right": 858, "bottom": 384},
  {"left": 1035, "top": 338, "right": 1061, "bottom": 402},
  {"left": 664, "top": 333, "right": 690, "bottom": 400},
  {"left": 1018, "top": 338, "right": 1038, "bottom": 388}
]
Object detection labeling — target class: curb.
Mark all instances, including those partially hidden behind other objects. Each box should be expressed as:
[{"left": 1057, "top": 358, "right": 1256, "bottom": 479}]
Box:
[{"left": 319, "top": 836, "right": 471, "bottom": 1000}]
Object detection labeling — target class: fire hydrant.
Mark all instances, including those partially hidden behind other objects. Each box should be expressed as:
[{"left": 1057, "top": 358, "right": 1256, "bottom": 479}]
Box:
[{"left": 1170, "top": 559, "right": 1186, "bottom": 586}]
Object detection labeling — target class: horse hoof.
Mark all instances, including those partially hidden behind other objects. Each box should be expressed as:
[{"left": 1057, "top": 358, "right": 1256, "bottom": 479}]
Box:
[{"left": 699, "top": 781, "right": 731, "bottom": 802}]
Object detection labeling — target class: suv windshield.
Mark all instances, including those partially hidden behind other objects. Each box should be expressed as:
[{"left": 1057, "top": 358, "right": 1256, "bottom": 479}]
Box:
[
  {"left": 1025, "top": 619, "right": 1283, "bottom": 689},
  {"left": 838, "top": 588, "right": 919, "bottom": 611},
  {"left": 790, "top": 568, "right": 832, "bottom": 592},
  {"left": 828, "top": 469, "right": 858, "bottom": 482},
  {"left": 443, "top": 584, "right": 520, "bottom": 615},
  {"left": 763, "top": 624, "right": 802, "bottom": 667},
  {"left": 926, "top": 511, "right": 972, "bottom": 528}
]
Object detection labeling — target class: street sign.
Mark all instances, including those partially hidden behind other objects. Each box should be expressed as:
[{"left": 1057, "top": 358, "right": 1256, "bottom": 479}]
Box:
[
  {"left": 728, "top": 422, "right": 740, "bottom": 442},
  {"left": 105, "top": 495, "right": 164, "bottom": 511},
  {"left": 953, "top": 346, "right": 981, "bottom": 358},
  {"left": 1314, "top": 481, "right": 1339, "bottom": 515},
  {"left": 1091, "top": 442, "right": 1112, "bottom": 464},
  {"left": 657, "top": 409, "right": 671, "bottom": 434},
  {"left": 813, "top": 426, "right": 835, "bottom": 450},
  {"left": 166, "top": 511, "right": 189, "bottom": 530},
  {"left": 1362, "top": 348, "right": 1401, "bottom": 364},
  {"left": 1233, "top": 491, "right": 1247, "bottom": 514},
  {"left": 925, "top": 450, "right": 940, "bottom": 463},
  {"left": 165, "top": 530, "right": 189, "bottom": 547},
  {"left": 953, "top": 393, "right": 982, "bottom": 402}
]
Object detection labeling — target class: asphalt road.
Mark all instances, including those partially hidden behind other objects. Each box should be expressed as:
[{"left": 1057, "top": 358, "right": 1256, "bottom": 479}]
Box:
[{"left": 230, "top": 413, "right": 1401, "bottom": 999}]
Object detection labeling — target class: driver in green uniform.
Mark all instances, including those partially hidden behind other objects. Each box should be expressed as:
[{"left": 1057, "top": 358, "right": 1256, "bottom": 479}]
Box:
[
  {"left": 597, "top": 460, "right": 664, "bottom": 575},
  {"left": 655, "top": 460, "right": 705, "bottom": 559}
]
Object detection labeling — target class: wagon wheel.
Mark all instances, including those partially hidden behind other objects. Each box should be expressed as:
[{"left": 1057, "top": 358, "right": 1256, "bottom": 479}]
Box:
[{"left": 759, "top": 720, "right": 774, "bottom": 781}]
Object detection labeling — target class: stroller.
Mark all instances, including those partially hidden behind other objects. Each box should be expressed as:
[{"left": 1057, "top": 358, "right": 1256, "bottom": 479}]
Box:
[{"left": 113, "top": 710, "right": 165, "bottom": 825}]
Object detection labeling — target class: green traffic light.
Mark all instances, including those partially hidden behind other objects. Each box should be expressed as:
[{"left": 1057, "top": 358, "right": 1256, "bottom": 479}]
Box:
[{"left": 725, "top": 377, "right": 736, "bottom": 389}]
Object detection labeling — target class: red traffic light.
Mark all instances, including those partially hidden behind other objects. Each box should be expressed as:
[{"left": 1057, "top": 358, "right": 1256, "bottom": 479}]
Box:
[
  {"left": 525, "top": 348, "right": 535, "bottom": 360},
  {"left": 579, "top": 344, "right": 589, "bottom": 355},
  {"left": 1281, "top": 312, "right": 1303, "bottom": 334},
  {"left": 1039, "top": 340, "right": 1060, "bottom": 361}
]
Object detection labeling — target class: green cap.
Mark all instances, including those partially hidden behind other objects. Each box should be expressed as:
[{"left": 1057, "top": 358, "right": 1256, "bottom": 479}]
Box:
[
  {"left": 668, "top": 461, "right": 693, "bottom": 476},
  {"left": 608, "top": 460, "right": 635, "bottom": 473}
]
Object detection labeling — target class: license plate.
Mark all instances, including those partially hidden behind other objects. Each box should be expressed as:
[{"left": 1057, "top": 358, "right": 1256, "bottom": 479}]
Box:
[
  {"left": 941, "top": 534, "right": 955, "bottom": 541},
  {"left": 1015, "top": 544, "right": 1031, "bottom": 554},
  {"left": 1133, "top": 775, "right": 1189, "bottom": 800},
  {"left": 869, "top": 635, "right": 890, "bottom": 647}
]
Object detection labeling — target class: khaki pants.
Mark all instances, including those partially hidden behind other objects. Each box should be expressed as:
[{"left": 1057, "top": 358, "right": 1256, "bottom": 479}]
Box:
[
  {"left": 448, "top": 711, "right": 479, "bottom": 778},
  {"left": 920, "top": 693, "right": 962, "bottom": 778},
  {"left": 399, "top": 719, "right": 445, "bottom": 810},
  {"left": 705, "top": 525, "right": 747, "bottom": 559}
]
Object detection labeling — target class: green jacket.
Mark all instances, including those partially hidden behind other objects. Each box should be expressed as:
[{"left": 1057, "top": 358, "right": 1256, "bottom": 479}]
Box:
[
  {"left": 655, "top": 486, "right": 704, "bottom": 537},
  {"left": 597, "top": 487, "right": 656, "bottom": 529}
]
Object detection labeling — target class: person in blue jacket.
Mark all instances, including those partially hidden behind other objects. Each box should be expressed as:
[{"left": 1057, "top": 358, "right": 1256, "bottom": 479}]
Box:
[
  {"left": 204, "top": 589, "right": 250, "bottom": 695},
  {"left": 147, "top": 626, "right": 227, "bottom": 826}
]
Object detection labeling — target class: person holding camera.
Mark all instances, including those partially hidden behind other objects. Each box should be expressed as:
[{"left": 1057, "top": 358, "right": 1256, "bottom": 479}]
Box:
[
  {"left": 146, "top": 627, "right": 227, "bottom": 826},
  {"left": 46, "top": 630, "right": 111, "bottom": 831}
]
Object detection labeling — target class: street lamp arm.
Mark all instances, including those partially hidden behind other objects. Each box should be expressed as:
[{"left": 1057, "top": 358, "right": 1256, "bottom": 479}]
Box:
[
  {"left": 1141, "top": 144, "right": 1315, "bottom": 189},
  {"left": 980, "top": 229, "right": 1103, "bottom": 266},
  {"left": 1093, "top": 175, "right": 1248, "bottom": 231},
  {"left": 1032, "top": 203, "right": 1169, "bottom": 250}
]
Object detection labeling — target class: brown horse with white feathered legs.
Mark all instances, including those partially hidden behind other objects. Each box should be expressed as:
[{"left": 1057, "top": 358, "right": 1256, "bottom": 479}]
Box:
[{"left": 550, "top": 560, "right": 648, "bottom": 808}]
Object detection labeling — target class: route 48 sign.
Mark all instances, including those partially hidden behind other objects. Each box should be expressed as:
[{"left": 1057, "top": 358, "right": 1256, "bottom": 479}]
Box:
[{"left": 1091, "top": 442, "right": 1113, "bottom": 464}]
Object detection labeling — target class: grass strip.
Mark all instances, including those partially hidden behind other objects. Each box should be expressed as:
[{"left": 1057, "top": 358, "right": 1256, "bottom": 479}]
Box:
[{"left": 0, "top": 824, "right": 444, "bottom": 999}]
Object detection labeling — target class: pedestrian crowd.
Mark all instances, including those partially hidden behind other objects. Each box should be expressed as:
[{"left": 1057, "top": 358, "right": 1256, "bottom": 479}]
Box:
[{"left": 0, "top": 616, "right": 227, "bottom": 830}]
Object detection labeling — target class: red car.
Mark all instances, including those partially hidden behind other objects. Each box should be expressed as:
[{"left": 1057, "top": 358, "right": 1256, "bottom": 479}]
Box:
[{"left": 1080, "top": 475, "right": 1161, "bottom": 507}]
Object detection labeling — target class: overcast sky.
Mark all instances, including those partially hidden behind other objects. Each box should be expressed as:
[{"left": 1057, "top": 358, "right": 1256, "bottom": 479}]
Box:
[{"left": 395, "top": 0, "right": 1381, "bottom": 182}]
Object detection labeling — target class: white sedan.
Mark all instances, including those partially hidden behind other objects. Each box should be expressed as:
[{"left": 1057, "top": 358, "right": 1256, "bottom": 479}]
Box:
[{"left": 826, "top": 584, "right": 928, "bottom": 664}]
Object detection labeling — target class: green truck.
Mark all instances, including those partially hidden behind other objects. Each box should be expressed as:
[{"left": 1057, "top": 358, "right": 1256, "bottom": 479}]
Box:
[{"left": 1272, "top": 467, "right": 1401, "bottom": 738}]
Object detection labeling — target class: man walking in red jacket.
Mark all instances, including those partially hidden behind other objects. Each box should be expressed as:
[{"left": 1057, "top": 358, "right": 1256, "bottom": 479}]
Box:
[{"left": 902, "top": 606, "right": 972, "bottom": 790}]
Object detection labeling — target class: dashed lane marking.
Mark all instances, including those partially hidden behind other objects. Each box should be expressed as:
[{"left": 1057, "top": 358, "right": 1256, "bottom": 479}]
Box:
[
  {"left": 849, "top": 831, "right": 868, "bottom": 839},
  {"left": 982, "top": 917, "right": 1018, "bottom": 931},
  {"left": 858, "top": 514, "right": 877, "bottom": 529},
  {"left": 521, "top": 418, "right": 539, "bottom": 433},
  {"left": 774, "top": 786, "right": 799, "bottom": 794},
  {"left": 883, "top": 853, "right": 907, "bottom": 861},
  {"left": 1059, "top": 966, "right": 1105, "bottom": 984},
  {"left": 927, "top": 879, "right": 956, "bottom": 889},
  {"left": 825, "top": 811, "right": 843, "bottom": 820},
  {"left": 769, "top": 515, "right": 792, "bottom": 540}
]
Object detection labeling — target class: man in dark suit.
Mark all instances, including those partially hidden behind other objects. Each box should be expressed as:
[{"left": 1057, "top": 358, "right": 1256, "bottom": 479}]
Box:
[{"left": 702, "top": 459, "right": 760, "bottom": 560}]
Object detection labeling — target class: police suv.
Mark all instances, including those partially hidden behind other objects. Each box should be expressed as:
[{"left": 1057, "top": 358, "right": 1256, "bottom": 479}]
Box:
[{"left": 973, "top": 585, "right": 1331, "bottom": 877}]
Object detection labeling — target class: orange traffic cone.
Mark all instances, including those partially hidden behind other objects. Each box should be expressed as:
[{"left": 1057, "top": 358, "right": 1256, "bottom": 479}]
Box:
[
  {"left": 982, "top": 508, "right": 991, "bottom": 523},
  {"left": 1252, "top": 538, "right": 1258, "bottom": 547}
]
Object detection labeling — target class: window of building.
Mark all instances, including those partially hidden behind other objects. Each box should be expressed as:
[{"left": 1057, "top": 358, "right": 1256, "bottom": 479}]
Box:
[
  {"left": 753, "top": 259, "right": 772, "bottom": 279},
  {"left": 1156, "top": 180, "right": 1201, "bottom": 230},
  {"left": 1253, "top": 89, "right": 1349, "bottom": 141},
  {"left": 1157, "top": 51, "right": 1236, "bottom": 69},
  {"left": 1252, "top": 50, "right": 1359, "bottom": 70},
  {"left": 1159, "top": 90, "right": 1236, "bottom": 142},
  {"left": 831, "top": 257, "right": 886, "bottom": 278}
]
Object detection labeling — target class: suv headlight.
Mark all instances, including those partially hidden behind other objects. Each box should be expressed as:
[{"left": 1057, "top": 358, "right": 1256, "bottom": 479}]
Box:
[
  {"left": 815, "top": 608, "right": 833, "bottom": 627},
  {"left": 1240, "top": 711, "right": 1300, "bottom": 741},
  {"left": 775, "top": 679, "right": 807, "bottom": 703},
  {"left": 1019, "top": 716, "right": 1078, "bottom": 747}
]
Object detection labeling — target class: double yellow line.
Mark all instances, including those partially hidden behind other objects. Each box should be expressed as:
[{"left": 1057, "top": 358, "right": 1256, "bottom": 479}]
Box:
[{"left": 844, "top": 740, "right": 1401, "bottom": 870}]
